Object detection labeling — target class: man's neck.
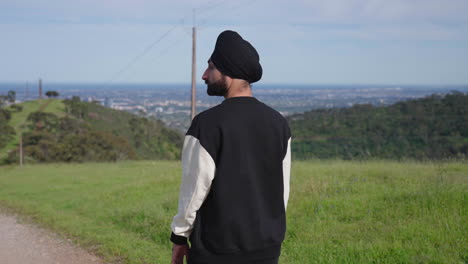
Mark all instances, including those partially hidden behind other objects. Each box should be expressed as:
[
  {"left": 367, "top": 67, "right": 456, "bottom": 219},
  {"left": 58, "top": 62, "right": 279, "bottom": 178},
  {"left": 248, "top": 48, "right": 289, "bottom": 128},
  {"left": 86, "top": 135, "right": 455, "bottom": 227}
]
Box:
[
  {"left": 225, "top": 90, "right": 252, "bottom": 99},
  {"left": 224, "top": 79, "right": 252, "bottom": 99}
]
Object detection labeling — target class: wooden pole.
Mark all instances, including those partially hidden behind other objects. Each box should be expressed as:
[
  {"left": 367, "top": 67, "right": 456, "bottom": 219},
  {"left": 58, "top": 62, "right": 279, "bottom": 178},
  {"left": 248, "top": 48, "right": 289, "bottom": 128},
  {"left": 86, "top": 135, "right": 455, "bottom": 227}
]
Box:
[
  {"left": 26, "top": 81, "right": 29, "bottom": 100},
  {"left": 191, "top": 11, "right": 197, "bottom": 120},
  {"left": 38, "top": 78, "right": 42, "bottom": 99},
  {"left": 19, "top": 134, "right": 23, "bottom": 166}
]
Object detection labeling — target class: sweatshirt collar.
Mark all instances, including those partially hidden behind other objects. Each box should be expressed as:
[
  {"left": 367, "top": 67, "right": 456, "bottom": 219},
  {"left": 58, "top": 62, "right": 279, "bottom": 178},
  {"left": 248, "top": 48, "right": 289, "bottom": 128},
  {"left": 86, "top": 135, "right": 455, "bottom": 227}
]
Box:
[{"left": 222, "top": 96, "right": 258, "bottom": 104}]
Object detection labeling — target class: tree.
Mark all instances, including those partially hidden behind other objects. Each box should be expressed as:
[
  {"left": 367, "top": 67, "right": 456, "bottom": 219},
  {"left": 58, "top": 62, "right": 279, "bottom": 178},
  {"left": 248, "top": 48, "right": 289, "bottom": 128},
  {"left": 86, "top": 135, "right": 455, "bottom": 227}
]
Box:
[
  {"left": 27, "top": 111, "right": 59, "bottom": 132},
  {"left": 287, "top": 92, "right": 468, "bottom": 160},
  {"left": 0, "top": 95, "right": 7, "bottom": 107},
  {"left": 63, "top": 96, "right": 88, "bottom": 119},
  {"left": 0, "top": 108, "right": 12, "bottom": 123},
  {"left": 0, "top": 124, "right": 15, "bottom": 149},
  {"left": 11, "top": 104, "right": 23, "bottom": 112},
  {"left": 0, "top": 108, "right": 15, "bottom": 149},
  {"left": 45, "top": 90, "right": 59, "bottom": 98},
  {"left": 7, "top": 90, "right": 16, "bottom": 103}
]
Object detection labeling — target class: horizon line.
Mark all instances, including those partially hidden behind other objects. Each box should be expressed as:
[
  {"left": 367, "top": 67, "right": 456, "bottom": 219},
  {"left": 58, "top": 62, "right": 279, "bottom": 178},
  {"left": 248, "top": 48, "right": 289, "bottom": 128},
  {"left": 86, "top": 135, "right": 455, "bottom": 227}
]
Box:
[{"left": 0, "top": 81, "right": 467, "bottom": 87}]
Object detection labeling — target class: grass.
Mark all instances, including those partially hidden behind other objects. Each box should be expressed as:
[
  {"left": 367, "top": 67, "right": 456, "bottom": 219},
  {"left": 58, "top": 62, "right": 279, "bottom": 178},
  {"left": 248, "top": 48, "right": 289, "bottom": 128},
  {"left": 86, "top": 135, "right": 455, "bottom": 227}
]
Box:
[
  {"left": 0, "top": 160, "right": 466, "bottom": 263},
  {"left": 0, "top": 99, "right": 65, "bottom": 160}
]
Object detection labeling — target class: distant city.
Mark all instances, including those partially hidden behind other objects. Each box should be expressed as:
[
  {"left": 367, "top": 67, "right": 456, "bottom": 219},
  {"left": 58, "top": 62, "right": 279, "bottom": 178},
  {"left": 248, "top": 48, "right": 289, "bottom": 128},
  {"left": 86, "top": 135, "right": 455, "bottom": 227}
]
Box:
[{"left": 1, "top": 83, "right": 467, "bottom": 132}]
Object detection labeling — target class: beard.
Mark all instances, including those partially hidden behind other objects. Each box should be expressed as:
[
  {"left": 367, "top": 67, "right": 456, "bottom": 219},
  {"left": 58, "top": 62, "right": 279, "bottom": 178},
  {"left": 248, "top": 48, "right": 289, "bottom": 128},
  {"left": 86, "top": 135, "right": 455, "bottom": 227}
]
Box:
[{"left": 206, "top": 76, "right": 228, "bottom": 96}]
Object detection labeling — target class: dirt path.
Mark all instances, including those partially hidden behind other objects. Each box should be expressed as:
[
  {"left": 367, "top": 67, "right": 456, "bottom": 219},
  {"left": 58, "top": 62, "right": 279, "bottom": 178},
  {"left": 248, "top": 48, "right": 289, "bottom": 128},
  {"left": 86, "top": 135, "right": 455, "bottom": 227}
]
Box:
[
  {"left": 0, "top": 212, "right": 103, "bottom": 264},
  {"left": 37, "top": 99, "right": 53, "bottom": 112}
]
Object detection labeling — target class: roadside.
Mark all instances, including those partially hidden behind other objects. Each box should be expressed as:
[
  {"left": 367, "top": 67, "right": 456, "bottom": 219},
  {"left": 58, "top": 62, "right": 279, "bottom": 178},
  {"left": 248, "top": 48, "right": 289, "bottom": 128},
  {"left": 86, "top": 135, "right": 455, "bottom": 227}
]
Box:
[{"left": 0, "top": 211, "right": 103, "bottom": 264}]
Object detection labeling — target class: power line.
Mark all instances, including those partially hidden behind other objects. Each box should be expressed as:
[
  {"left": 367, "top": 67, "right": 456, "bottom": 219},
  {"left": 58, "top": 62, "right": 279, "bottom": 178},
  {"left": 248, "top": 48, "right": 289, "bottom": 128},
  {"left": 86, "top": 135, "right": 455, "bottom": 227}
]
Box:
[
  {"left": 197, "top": 0, "right": 259, "bottom": 27},
  {"left": 104, "top": 0, "right": 247, "bottom": 85},
  {"left": 106, "top": 24, "right": 180, "bottom": 84},
  {"left": 123, "top": 30, "right": 190, "bottom": 83},
  {"left": 195, "top": 0, "right": 230, "bottom": 17},
  {"left": 104, "top": 8, "right": 203, "bottom": 85}
]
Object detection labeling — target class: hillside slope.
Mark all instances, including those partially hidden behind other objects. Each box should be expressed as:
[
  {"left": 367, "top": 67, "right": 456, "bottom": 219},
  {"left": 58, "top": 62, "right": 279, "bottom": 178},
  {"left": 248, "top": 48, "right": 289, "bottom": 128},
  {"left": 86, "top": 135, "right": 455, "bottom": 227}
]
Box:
[
  {"left": 0, "top": 99, "right": 65, "bottom": 161},
  {"left": 288, "top": 92, "right": 468, "bottom": 160},
  {"left": 1, "top": 98, "right": 183, "bottom": 164}
]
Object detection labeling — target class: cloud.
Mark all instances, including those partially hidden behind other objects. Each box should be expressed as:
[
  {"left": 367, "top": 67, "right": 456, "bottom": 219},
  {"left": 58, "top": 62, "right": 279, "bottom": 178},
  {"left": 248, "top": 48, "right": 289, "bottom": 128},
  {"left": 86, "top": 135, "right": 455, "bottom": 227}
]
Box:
[
  {"left": 296, "top": 0, "right": 468, "bottom": 23},
  {"left": 288, "top": 22, "right": 468, "bottom": 42},
  {"left": 0, "top": 0, "right": 219, "bottom": 24},
  {"left": 3, "top": 0, "right": 467, "bottom": 26},
  {"left": 1, "top": 0, "right": 466, "bottom": 84}
]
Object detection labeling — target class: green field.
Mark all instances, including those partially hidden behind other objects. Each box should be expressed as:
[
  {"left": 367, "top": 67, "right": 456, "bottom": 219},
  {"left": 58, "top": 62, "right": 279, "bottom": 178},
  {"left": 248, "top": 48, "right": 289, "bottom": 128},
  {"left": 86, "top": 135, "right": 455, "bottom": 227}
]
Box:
[{"left": 0, "top": 161, "right": 466, "bottom": 263}]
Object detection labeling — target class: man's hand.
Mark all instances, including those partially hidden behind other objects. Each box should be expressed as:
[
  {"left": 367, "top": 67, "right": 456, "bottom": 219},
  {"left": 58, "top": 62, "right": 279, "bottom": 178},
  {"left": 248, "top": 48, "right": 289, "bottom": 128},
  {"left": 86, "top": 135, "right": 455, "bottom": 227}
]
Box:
[{"left": 171, "top": 244, "right": 189, "bottom": 264}]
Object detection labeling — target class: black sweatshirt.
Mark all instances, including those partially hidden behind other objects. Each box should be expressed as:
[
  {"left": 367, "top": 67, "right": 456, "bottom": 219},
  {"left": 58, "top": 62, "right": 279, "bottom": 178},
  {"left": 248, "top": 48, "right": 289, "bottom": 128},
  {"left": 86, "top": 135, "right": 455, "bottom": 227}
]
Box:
[{"left": 171, "top": 96, "right": 291, "bottom": 263}]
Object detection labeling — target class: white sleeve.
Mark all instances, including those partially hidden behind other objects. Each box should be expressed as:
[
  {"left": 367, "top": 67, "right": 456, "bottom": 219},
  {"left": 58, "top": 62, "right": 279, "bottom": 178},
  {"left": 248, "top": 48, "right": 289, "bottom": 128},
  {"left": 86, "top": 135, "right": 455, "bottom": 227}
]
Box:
[
  {"left": 282, "top": 137, "right": 291, "bottom": 211},
  {"left": 171, "top": 135, "right": 216, "bottom": 238}
]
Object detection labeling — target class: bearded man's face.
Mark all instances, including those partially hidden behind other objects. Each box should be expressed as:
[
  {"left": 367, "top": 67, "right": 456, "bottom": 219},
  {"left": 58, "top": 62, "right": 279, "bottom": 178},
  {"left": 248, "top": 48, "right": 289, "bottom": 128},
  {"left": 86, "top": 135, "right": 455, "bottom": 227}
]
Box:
[
  {"left": 202, "top": 60, "right": 228, "bottom": 97},
  {"left": 206, "top": 75, "right": 228, "bottom": 96}
]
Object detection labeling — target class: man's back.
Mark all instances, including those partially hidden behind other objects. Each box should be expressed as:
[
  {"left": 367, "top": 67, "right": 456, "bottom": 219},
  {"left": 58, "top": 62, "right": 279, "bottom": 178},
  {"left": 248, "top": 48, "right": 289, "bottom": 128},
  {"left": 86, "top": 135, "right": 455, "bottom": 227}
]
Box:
[
  {"left": 179, "top": 96, "right": 291, "bottom": 263},
  {"left": 170, "top": 30, "right": 291, "bottom": 264}
]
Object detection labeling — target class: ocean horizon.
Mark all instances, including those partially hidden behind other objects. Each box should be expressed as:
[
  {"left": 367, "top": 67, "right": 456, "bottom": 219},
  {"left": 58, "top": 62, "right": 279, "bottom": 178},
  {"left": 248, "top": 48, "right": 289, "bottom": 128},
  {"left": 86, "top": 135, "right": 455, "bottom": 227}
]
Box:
[{"left": 1, "top": 82, "right": 467, "bottom": 93}]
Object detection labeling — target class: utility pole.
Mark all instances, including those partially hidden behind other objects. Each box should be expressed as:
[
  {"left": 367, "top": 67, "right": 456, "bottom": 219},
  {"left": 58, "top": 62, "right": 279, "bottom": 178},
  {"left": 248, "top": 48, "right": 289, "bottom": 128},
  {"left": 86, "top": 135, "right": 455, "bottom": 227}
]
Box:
[
  {"left": 25, "top": 81, "right": 29, "bottom": 101},
  {"left": 191, "top": 9, "right": 197, "bottom": 120},
  {"left": 19, "top": 134, "right": 23, "bottom": 166},
  {"left": 38, "top": 78, "right": 42, "bottom": 99}
]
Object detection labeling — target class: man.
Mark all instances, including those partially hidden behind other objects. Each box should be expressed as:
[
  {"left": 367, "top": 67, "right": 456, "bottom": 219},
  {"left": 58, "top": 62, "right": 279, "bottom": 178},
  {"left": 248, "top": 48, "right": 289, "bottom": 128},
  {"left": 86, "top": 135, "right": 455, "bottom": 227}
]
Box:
[{"left": 170, "top": 30, "right": 291, "bottom": 264}]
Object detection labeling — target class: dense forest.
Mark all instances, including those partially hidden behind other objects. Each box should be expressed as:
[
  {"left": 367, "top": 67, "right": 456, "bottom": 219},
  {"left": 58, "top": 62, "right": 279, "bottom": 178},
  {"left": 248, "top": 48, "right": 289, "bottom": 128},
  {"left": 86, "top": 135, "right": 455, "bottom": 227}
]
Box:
[
  {"left": 288, "top": 92, "right": 468, "bottom": 160},
  {"left": 2, "top": 97, "right": 183, "bottom": 164}
]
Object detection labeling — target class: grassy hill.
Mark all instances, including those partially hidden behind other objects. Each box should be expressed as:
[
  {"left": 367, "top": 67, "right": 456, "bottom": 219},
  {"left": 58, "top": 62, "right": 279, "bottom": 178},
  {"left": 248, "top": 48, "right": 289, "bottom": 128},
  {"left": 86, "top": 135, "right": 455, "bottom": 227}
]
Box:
[
  {"left": 0, "top": 98, "right": 183, "bottom": 164},
  {"left": 81, "top": 100, "right": 183, "bottom": 159},
  {"left": 0, "top": 160, "right": 466, "bottom": 263},
  {"left": 0, "top": 99, "right": 65, "bottom": 161}
]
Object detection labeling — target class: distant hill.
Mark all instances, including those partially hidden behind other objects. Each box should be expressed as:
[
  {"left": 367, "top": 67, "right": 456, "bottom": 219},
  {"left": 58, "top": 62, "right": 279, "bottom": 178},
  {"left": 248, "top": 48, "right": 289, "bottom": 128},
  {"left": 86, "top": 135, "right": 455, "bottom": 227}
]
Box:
[
  {"left": 288, "top": 92, "right": 468, "bottom": 160},
  {"left": 0, "top": 97, "right": 183, "bottom": 164},
  {"left": 3, "top": 93, "right": 467, "bottom": 163}
]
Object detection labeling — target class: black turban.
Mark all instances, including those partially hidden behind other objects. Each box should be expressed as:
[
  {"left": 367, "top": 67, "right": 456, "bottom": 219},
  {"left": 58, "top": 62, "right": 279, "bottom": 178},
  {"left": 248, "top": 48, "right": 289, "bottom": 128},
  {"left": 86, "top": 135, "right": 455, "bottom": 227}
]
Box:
[{"left": 210, "top": 30, "right": 262, "bottom": 83}]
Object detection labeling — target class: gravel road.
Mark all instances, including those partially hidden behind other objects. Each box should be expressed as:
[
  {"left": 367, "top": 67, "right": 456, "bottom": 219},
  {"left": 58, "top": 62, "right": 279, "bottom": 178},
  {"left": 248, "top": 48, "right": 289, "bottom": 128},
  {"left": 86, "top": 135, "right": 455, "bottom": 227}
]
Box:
[{"left": 0, "top": 212, "right": 103, "bottom": 264}]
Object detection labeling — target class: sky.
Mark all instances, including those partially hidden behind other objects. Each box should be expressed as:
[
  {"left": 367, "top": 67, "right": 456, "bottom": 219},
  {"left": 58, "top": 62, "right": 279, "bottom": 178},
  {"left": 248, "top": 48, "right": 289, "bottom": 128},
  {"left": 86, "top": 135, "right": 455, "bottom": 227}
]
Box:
[{"left": 1, "top": 0, "right": 467, "bottom": 85}]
